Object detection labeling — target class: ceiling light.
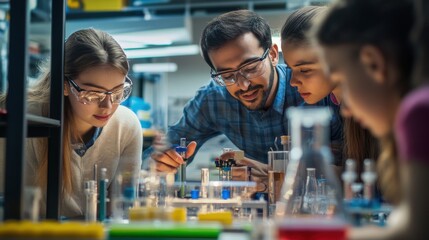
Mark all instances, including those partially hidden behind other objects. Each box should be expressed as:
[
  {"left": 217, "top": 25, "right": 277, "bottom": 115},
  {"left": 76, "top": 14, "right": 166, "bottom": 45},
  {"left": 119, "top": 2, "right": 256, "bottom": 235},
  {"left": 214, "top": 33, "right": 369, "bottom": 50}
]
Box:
[
  {"left": 125, "top": 44, "right": 200, "bottom": 59},
  {"left": 132, "top": 63, "right": 178, "bottom": 73}
]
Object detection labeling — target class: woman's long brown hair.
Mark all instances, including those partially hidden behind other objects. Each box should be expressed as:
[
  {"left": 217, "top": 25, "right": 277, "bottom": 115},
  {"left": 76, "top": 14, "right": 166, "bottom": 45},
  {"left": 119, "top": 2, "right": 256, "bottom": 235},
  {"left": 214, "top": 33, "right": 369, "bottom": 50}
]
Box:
[
  {"left": 343, "top": 117, "right": 380, "bottom": 180},
  {"left": 20, "top": 28, "right": 129, "bottom": 195}
]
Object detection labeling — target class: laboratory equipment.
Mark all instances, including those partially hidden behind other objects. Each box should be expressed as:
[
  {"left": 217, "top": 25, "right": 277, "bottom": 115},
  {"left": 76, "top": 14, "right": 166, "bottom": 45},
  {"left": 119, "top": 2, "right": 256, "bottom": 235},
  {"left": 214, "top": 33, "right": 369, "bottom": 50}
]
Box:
[
  {"left": 170, "top": 181, "right": 266, "bottom": 219},
  {"left": 136, "top": 168, "right": 177, "bottom": 209},
  {"left": 351, "top": 183, "right": 363, "bottom": 199},
  {"left": 280, "top": 135, "right": 290, "bottom": 151},
  {"left": 361, "top": 158, "right": 377, "bottom": 201},
  {"left": 215, "top": 148, "right": 237, "bottom": 181},
  {"left": 268, "top": 150, "right": 289, "bottom": 216},
  {"left": 277, "top": 218, "right": 347, "bottom": 240},
  {"left": 93, "top": 164, "right": 98, "bottom": 183},
  {"left": 99, "top": 168, "right": 108, "bottom": 222},
  {"left": 342, "top": 158, "right": 390, "bottom": 227},
  {"left": 278, "top": 107, "right": 343, "bottom": 218},
  {"left": 316, "top": 178, "right": 329, "bottom": 215},
  {"left": 201, "top": 168, "right": 209, "bottom": 198},
  {"left": 230, "top": 150, "right": 248, "bottom": 181},
  {"left": 85, "top": 180, "right": 97, "bottom": 222},
  {"left": 176, "top": 138, "right": 187, "bottom": 198},
  {"left": 268, "top": 150, "right": 288, "bottom": 173},
  {"left": 342, "top": 159, "right": 357, "bottom": 200},
  {"left": 191, "top": 189, "right": 200, "bottom": 199},
  {"left": 302, "top": 168, "right": 318, "bottom": 214},
  {"left": 166, "top": 172, "right": 176, "bottom": 201},
  {"left": 111, "top": 172, "right": 138, "bottom": 221}
]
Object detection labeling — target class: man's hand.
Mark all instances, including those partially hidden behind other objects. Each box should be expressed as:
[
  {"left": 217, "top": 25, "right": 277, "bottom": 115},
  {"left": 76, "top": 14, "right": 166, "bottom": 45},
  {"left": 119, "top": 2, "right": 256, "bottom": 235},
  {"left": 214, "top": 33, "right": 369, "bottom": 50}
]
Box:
[
  {"left": 150, "top": 133, "right": 197, "bottom": 173},
  {"left": 219, "top": 151, "right": 269, "bottom": 192},
  {"left": 236, "top": 157, "right": 269, "bottom": 192}
]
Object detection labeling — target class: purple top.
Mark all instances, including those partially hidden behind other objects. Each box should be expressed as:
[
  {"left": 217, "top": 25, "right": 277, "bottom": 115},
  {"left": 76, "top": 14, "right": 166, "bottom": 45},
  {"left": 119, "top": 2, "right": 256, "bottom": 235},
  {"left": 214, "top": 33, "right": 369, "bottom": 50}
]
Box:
[
  {"left": 395, "top": 85, "right": 429, "bottom": 164},
  {"left": 330, "top": 92, "right": 340, "bottom": 106}
]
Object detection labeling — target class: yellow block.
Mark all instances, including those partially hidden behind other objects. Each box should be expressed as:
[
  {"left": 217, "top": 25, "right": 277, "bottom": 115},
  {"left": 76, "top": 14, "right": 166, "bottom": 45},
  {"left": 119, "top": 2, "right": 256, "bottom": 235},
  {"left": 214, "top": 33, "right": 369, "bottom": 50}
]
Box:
[
  {"left": 129, "top": 207, "right": 187, "bottom": 223},
  {"left": 171, "top": 207, "right": 187, "bottom": 223},
  {"left": 0, "top": 221, "right": 104, "bottom": 239},
  {"left": 82, "top": 0, "right": 125, "bottom": 11},
  {"left": 197, "top": 211, "right": 233, "bottom": 226}
]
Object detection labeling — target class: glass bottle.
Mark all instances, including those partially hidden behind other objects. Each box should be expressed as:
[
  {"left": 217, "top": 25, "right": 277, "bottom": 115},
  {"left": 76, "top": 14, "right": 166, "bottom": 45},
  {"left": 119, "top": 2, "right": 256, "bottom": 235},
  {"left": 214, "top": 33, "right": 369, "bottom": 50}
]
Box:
[
  {"left": 361, "top": 158, "right": 377, "bottom": 201},
  {"left": 277, "top": 107, "right": 343, "bottom": 218},
  {"left": 341, "top": 159, "right": 357, "bottom": 200}
]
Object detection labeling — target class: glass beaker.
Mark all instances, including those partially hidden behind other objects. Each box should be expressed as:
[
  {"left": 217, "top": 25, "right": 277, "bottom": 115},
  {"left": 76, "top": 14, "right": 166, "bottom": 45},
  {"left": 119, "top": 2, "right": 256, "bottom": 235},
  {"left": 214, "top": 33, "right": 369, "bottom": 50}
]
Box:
[
  {"left": 277, "top": 107, "right": 344, "bottom": 218},
  {"left": 111, "top": 171, "right": 138, "bottom": 221}
]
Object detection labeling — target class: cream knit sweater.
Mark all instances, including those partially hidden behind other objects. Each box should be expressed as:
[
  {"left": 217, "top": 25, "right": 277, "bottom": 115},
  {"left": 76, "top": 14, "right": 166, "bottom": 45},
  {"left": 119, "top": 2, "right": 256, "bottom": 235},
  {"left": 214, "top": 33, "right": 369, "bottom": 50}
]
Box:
[{"left": 0, "top": 105, "right": 142, "bottom": 218}]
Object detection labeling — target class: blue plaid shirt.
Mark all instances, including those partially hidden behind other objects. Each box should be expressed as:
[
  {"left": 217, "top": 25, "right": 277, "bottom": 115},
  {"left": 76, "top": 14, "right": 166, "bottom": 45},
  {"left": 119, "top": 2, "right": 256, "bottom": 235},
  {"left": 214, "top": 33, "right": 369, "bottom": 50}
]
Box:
[{"left": 158, "top": 64, "right": 343, "bottom": 166}]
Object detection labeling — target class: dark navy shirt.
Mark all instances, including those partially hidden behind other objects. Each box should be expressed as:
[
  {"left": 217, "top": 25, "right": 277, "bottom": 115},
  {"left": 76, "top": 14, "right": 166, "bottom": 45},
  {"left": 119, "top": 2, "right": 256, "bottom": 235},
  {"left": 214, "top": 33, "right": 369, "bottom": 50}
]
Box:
[{"left": 72, "top": 127, "right": 102, "bottom": 157}]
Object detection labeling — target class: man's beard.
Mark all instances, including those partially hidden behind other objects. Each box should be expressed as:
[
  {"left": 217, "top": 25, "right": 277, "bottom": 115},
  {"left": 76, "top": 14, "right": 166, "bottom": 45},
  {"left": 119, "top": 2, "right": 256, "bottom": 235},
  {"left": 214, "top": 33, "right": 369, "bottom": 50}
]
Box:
[{"left": 235, "top": 63, "right": 275, "bottom": 111}]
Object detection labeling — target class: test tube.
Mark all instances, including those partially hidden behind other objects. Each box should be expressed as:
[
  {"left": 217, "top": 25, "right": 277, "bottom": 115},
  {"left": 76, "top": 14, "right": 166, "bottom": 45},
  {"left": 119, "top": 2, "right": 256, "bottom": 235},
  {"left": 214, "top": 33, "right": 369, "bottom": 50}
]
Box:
[
  {"left": 201, "top": 168, "right": 209, "bottom": 198},
  {"left": 98, "top": 168, "right": 108, "bottom": 222},
  {"left": 93, "top": 164, "right": 98, "bottom": 182},
  {"left": 176, "top": 138, "right": 187, "bottom": 198},
  {"left": 85, "top": 180, "right": 97, "bottom": 222}
]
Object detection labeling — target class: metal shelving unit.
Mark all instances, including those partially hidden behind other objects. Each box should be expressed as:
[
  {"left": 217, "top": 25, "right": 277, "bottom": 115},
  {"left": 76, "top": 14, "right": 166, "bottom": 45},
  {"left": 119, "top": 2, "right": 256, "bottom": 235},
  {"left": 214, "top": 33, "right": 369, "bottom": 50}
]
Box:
[{"left": 1, "top": 0, "right": 65, "bottom": 220}]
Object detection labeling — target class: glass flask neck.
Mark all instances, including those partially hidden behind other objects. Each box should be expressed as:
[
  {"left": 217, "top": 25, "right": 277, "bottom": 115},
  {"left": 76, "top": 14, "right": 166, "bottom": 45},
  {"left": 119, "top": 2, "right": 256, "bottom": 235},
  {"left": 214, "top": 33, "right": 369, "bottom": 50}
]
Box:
[
  {"left": 288, "top": 107, "right": 331, "bottom": 152},
  {"left": 294, "top": 124, "right": 330, "bottom": 151},
  {"left": 306, "top": 168, "right": 316, "bottom": 177}
]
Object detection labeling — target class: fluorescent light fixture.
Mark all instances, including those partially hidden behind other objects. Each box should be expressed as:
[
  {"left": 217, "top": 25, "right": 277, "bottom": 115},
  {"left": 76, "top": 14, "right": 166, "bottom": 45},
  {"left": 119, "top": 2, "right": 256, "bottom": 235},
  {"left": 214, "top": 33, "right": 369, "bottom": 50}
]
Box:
[
  {"left": 65, "top": 15, "right": 193, "bottom": 48},
  {"left": 113, "top": 28, "right": 189, "bottom": 49},
  {"left": 132, "top": 63, "right": 178, "bottom": 73},
  {"left": 125, "top": 44, "right": 200, "bottom": 59}
]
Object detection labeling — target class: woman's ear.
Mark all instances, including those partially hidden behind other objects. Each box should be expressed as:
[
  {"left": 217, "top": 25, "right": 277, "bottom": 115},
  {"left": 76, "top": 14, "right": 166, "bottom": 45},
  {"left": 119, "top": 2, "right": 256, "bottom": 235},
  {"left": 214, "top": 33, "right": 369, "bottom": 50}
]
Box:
[
  {"left": 269, "top": 44, "right": 279, "bottom": 66},
  {"left": 359, "top": 45, "right": 386, "bottom": 85},
  {"left": 64, "top": 83, "right": 69, "bottom": 96}
]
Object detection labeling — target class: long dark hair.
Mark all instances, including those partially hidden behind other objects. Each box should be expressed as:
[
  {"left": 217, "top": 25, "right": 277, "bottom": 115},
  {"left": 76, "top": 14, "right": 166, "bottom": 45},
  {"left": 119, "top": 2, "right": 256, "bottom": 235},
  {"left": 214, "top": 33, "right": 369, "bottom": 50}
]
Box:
[
  {"left": 200, "top": 10, "right": 272, "bottom": 70},
  {"left": 343, "top": 117, "right": 379, "bottom": 178},
  {"left": 281, "top": 6, "right": 326, "bottom": 45},
  {"left": 315, "top": 0, "right": 415, "bottom": 204}
]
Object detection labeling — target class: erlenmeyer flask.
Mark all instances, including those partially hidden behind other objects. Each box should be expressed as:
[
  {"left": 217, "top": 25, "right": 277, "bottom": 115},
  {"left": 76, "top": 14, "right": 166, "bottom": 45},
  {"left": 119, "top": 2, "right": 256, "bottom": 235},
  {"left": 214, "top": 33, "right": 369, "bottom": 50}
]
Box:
[{"left": 277, "top": 107, "right": 344, "bottom": 218}]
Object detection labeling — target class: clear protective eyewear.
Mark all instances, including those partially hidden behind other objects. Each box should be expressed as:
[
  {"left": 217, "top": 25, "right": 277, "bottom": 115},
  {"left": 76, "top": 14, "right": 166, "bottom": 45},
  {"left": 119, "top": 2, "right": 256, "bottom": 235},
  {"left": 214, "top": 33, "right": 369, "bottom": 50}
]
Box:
[
  {"left": 67, "top": 76, "right": 133, "bottom": 105},
  {"left": 210, "top": 48, "right": 270, "bottom": 86}
]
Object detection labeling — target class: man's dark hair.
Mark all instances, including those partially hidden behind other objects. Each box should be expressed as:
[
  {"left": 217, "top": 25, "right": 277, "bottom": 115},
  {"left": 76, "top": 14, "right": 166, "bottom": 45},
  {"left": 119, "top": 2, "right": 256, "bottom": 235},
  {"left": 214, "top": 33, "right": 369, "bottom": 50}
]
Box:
[{"left": 200, "top": 10, "right": 272, "bottom": 70}]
